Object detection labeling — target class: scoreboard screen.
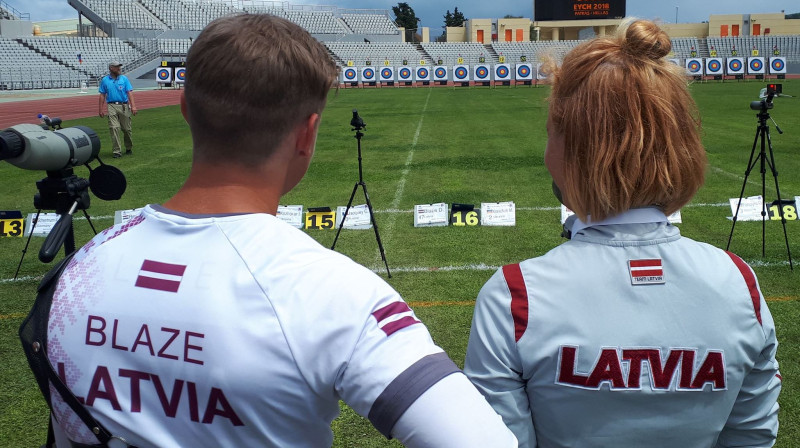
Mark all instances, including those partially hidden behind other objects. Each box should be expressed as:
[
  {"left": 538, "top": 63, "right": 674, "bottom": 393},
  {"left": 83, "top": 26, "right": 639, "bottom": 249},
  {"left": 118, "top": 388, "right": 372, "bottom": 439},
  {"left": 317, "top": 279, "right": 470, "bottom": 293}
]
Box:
[{"left": 535, "top": 0, "right": 626, "bottom": 21}]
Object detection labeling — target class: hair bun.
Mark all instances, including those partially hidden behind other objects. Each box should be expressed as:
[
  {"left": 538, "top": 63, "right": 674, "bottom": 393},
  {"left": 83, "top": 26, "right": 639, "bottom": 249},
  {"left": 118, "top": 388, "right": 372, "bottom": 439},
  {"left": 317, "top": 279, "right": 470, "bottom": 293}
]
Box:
[{"left": 622, "top": 20, "right": 671, "bottom": 60}]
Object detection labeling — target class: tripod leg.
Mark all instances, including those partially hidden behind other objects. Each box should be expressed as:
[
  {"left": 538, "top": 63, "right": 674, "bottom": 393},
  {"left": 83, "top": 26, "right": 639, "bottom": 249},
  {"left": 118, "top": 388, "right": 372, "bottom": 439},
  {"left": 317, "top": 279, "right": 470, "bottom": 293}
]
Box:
[
  {"left": 360, "top": 182, "right": 391, "bottom": 278},
  {"left": 82, "top": 209, "right": 98, "bottom": 235},
  {"left": 331, "top": 182, "right": 360, "bottom": 250},
  {"left": 14, "top": 210, "right": 41, "bottom": 279},
  {"left": 760, "top": 126, "right": 767, "bottom": 258},
  {"left": 726, "top": 126, "right": 762, "bottom": 251},
  {"left": 764, "top": 130, "right": 794, "bottom": 270}
]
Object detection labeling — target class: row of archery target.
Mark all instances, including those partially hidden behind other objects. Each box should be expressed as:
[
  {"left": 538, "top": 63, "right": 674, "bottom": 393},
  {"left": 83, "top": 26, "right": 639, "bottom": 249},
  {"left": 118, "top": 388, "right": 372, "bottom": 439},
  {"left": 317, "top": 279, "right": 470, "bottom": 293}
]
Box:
[
  {"left": 676, "top": 57, "right": 787, "bottom": 76},
  {"left": 340, "top": 63, "right": 545, "bottom": 83},
  {"left": 155, "top": 67, "right": 186, "bottom": 84}
]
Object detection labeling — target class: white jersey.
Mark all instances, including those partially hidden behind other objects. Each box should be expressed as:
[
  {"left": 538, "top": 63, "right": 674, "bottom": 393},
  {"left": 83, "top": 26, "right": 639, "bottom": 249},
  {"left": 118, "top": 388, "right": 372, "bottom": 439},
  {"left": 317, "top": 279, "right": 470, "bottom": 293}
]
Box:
[
  {"left": 46, "top": 204, "right": 514, "bottom": 447},
  {"left": 464, "top": 208, "right": 781, "bottom": 448}
]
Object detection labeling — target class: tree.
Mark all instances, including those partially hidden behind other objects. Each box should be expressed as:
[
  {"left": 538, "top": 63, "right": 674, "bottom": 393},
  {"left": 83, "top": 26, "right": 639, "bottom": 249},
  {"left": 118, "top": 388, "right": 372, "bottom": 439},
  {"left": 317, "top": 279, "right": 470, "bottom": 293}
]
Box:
[
  {"left": 393, "top": 2, "right": 419, "bottom": 42},
  {"left": 504, "top": 15, "right": 522, "bottom": 19},
  {"left": 443, "top": 7, "right": 466, "bottom": 27}
]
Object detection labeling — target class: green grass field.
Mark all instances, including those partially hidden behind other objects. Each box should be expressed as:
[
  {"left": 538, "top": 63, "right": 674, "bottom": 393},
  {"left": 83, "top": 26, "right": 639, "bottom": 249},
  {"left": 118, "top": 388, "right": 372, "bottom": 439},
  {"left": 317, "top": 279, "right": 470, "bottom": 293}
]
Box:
[{"left": 1, "top": 80, "right": 799, "bottom": 447}]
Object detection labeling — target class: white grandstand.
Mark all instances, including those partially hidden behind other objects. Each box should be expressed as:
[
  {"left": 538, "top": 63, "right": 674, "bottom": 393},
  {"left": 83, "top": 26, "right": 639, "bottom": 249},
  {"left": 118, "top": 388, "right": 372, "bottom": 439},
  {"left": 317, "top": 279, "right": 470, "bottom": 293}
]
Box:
[{"left": 0, "top": 0, "right": 798, "bottom": 90}]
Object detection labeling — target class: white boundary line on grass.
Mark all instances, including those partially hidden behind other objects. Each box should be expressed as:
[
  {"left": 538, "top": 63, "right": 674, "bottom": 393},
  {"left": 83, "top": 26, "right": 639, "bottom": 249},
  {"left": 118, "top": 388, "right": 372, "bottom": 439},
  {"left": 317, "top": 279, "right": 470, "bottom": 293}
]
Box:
[{"left": 376, "top": 88, "right": 432, "bottom": 264}]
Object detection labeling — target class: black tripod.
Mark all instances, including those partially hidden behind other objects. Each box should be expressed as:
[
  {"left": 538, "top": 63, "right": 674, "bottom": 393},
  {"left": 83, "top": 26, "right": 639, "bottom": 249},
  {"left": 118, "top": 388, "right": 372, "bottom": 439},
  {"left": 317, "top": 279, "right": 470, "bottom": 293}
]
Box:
[
  {"left": 15, "top": 168, "right": 97, "bottom": 278},
  {"left": 331, "top": 110, "right": 391, "bottom": 278},
  {"left": 726, "top": 94, "right": 793, "bottom": 270}
]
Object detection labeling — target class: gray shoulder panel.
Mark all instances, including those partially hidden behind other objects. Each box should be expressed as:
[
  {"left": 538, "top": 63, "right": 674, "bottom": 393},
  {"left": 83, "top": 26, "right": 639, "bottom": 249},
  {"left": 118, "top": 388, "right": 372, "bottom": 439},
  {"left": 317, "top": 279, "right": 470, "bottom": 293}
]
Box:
[{"left": 368, "top": 352, "right": 460, "bottom": 438}]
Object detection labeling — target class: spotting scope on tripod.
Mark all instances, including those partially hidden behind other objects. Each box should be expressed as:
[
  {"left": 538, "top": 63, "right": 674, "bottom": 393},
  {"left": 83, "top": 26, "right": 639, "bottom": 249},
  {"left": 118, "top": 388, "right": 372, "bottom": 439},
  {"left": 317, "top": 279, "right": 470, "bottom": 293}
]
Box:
[
  {"left": 331, "top": 109, "right": 391, "bottom": 277},
  {"left": 0, "top": 117, "right": 127, "bottom": 276},
  {"left": 726, "top": 84, "right": 793, "bottom": 270}
]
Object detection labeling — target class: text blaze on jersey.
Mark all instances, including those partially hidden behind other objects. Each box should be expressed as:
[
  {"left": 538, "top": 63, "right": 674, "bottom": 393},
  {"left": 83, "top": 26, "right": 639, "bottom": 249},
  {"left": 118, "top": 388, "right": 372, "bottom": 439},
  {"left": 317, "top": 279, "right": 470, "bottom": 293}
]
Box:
[{"left": 557, "top": 346, "right": 726, "bottom": 391}]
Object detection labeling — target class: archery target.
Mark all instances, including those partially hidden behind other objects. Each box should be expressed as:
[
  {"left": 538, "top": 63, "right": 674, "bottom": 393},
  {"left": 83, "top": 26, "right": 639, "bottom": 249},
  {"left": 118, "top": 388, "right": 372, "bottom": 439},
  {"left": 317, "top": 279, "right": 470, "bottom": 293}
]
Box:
[
  {"left": 536, "top": 63, "right": 547, "bottom": 80},
  {"left": 380, "top": 67, "right": 394, "bottom": 81},
  {"left": 415, "top": 66, "right": 430, "bottom": 81},
  {"left": 705, "top": 58, "right": 723, "bottom": 75},
  {"left": 474, "top": 64, "right": 490, "bottom": 80},
  {"left": 398, "top": 67, "right": 412, "bottom": 81},
  {"left": 156, "top": 67, "right": 173, "bottom": 84},
  {"left": 747, "top": 57, "right": 765, "bottom": 74},
  {"left": 453, "top": 65, "right": 469, "bottom": 81},
  {"left": 668, "top": 58, "right": 681, "bottom": 66},
  {"left": 769, "top": 57, "right": 786, "bottom": 74},
  {"left": 494, "top": 64, "right": 511, "bottom": 81},
  {"left": 361, "top": 67, "right": 376, "bottom": 82},
  {"left": 685, "top": 58, "right": 703, "bottom": 75},
  {"left": 174, "top": 67, "right": 186, "bottom": 84},
  {"left": 515, "top": 63, "right": 532, "bottom": 80},
  {"left": 342, "top": 67, "right": 358, "bottom": 82},
  {"left": 433, "top": 66, "right": 447, "bottom": 81},
  {"left": 727, "top": 57, "right": 744, "bottom": 75}
]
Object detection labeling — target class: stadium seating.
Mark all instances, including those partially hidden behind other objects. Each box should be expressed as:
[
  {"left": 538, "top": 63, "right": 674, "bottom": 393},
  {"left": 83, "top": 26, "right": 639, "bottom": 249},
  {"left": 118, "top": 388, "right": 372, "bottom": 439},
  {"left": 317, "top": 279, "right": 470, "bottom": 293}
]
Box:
[
  {"left": 80, "top": 0, "right": 166, "bottom": 30},
  {"left": 491, "top": 41, "right": 580, "bottom": 63},
  {"left": 0, "top": 39, "right": 85, "bottom": 89},
  {"left": 325, "top": 42, "right": 429, "bottom": 66},
  {"left": 421, "top": 42, "right": 497, "bottom": 65},
  {"left": 707, "top": 35, "right": 800, "bottom": 61},
  {"left": 20, "top": 36, "right": 144, "bottom": 78},
  {"left": 340, "top": 13, "right": 399, "bottom": 35},
  {"left": 138, "top": 0, "right": 237, "bottom": 31}
]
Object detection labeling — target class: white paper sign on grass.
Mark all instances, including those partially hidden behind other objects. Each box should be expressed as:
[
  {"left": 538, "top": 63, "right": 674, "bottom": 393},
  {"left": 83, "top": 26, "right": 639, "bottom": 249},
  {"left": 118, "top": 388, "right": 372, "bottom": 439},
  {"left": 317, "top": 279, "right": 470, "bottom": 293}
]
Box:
[
  {"left": 336, "top": 204, "right": 372, "bottom": 229},
  {"left": 25, "top": 213, "right": 60, "bottom": 237},
  {"left": 277, "top": 205, "right": 304, "bottom": 228},
  {"left": 414, "top": 203, "right": 449, "bottom": 227},
  {"left": 481, "top": 201, "right": 516, "bottom": 226},
  {"left": 729, "top": 196, "right": 765, "bottom": 221}
]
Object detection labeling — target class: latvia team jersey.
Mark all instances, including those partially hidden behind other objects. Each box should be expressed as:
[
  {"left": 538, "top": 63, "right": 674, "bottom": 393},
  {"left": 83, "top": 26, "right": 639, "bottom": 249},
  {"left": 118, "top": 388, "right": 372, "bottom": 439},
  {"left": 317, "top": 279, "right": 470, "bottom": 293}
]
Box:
[
  {"left": 46, "top": 205, "right": 460, "bottom": 447},
  {"left": 464, "top": 208, "right": 781, "bottom": 448}
]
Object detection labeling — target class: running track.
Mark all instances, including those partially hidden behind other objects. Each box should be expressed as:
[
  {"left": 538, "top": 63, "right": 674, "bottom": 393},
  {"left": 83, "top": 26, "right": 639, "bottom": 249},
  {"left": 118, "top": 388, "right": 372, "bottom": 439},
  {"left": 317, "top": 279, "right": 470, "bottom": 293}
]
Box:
[{"left": 0, "top": 89, "right": 183, "bottom": 130}]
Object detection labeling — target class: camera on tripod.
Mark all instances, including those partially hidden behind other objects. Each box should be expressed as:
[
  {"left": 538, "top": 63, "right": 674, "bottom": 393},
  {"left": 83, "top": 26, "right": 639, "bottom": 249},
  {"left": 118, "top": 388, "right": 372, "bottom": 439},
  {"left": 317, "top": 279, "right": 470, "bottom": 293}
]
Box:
[{"left": 750, "top": 83, "right": 782, "bottom": 111}]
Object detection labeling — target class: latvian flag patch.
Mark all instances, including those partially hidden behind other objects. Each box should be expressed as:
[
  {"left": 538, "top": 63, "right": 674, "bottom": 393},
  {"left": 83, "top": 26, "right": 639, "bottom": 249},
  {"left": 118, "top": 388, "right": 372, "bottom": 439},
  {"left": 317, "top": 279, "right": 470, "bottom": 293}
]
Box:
[
  {"left": 629, "top": 259, "right": 665, "bottom": 285},
  {"left": 135, "top": 260, "right": 187, "bottom": 293},
  {"left": 372, "top": 302, "right": 421, "bottom": 336}
]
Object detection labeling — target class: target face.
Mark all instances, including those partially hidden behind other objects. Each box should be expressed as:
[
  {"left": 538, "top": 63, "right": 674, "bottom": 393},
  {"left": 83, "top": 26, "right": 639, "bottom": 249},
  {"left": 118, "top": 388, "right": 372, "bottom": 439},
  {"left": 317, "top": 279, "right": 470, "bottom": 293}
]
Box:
[
  {"left": 362, "top": 68, "right": 375, "bottom": 80},
  {"left": 687, "top": 60, "right": 702, "bottom": 73},
  {"left": 381, "top": 68, "right": 393, "bottom": 79},
  {"left": 707, "top": 60, "right": 721, "bottom": 73},
  {"left": 770, "top": 57, "right": 786, "bottom": 73},
  {"left": 157, "top": 68, "right": 171, "bottom": 80},
  {"left": 416, "top": 67, "right": 429, "bottom": 79},
  {"left": 517, "top": 65, "right": 530, "bottom": 77},
  {"left": 344, "top": 68, "right": 357, "bottom": 80},
  {"left": 455, "top": 67, "right": 468, "bottom": 79},
  {"left": 749, "top": 59, "right": 763, "bottom": 71},
  {"left": 728, "top": 59, "right": 743, "bottom": 72},
  {"left": 435, "top": 67, "right": 446, "bottom": 78},
  {"left": 475, "top": 66, "right": 488, "bottom": 79},
  {"left": 175, "top": 69, "right": 186, "bottom": 80},
  {"left": 496, "top": 66, "right": 509, "bottom": 78},
  {"left": 399, "top": 68, "right": 412, "bottom": 79}
]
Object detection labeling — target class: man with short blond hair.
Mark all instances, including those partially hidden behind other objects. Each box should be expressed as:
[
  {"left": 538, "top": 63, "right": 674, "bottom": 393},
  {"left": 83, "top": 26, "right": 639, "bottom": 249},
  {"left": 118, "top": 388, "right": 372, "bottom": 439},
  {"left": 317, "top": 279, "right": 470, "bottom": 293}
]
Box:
[
  {"left": 43, "top": 14, "right": 516, "bottom": 448},
  {"left": 98, "top": 61, "right": 136, "bottom": 158}
]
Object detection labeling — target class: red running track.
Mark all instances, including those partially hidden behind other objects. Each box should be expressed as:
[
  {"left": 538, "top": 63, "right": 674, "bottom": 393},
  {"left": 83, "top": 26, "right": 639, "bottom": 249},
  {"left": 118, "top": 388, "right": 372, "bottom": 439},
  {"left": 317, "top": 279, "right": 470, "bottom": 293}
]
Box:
[{"left": 0, "top": 89, "right": 183, "bottom": 130}]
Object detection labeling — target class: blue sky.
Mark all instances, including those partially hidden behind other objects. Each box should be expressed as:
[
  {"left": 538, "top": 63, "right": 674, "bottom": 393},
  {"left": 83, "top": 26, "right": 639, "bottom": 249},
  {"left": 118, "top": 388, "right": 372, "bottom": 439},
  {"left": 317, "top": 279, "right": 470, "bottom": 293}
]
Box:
[{"left": 3, "top": 0, "right": 798, "bottom": 33}]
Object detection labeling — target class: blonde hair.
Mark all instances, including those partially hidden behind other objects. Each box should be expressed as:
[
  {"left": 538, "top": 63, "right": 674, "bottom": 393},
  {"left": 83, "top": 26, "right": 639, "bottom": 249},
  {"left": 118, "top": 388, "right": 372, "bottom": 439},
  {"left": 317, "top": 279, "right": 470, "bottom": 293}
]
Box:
[
  {"left": 184, "top": 14, "right": 338, "bottom": 164},
  {"left": 545, "top": 19, "right": 707, "bottom": 221}
]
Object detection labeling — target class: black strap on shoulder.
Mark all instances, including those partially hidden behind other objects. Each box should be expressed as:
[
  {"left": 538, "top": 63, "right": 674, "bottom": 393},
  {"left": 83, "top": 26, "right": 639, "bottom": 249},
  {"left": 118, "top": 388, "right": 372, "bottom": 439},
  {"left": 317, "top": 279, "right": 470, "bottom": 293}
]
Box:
[{"left": 20, "top": 253, "right": 137, "bottom": 448}]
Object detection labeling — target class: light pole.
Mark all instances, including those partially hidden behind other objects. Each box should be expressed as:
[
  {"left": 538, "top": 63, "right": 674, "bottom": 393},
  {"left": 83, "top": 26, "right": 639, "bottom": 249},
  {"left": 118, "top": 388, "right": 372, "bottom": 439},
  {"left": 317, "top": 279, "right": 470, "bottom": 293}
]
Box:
[{"left": 675, "top": 6, "right": 678, "bottom": 24}]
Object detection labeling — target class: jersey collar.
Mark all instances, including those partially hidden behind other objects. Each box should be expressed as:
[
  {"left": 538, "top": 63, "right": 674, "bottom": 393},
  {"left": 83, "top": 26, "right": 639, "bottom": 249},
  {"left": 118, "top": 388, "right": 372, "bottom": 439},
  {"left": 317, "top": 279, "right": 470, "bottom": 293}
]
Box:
[{"left": 570, "top": 207, "right": 668, "bottom": 236}]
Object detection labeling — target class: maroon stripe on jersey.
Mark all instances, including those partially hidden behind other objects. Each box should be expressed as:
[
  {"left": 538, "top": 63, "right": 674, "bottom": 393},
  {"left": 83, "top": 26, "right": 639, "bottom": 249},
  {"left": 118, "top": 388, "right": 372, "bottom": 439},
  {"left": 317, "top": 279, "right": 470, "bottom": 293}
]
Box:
[
  {"left": 381, "top": 316, "right": 421, "bottom": 336},
  {"left": 373, "top": 301, "right": 412, "bottom": 322},
  {"left": 503, "top": 263, "right": 528, "bottom": 342},
  {"left": 629, "top": 259, "right": 662, "bottom": 267},
  {"left": 141, "top": 259, "right": 187, "bottom": 276},
  {"left": 777, "top": 374, "right": 782, "bottom": 381},
  {"left": 135, "top": 276, "right": 181, "bottom": 293},
  {"left": 726, "top": 251, "right": 762, "bottom": 326},
  {"left": 631, "top": 269, "right": 663, "bottom": 277}
]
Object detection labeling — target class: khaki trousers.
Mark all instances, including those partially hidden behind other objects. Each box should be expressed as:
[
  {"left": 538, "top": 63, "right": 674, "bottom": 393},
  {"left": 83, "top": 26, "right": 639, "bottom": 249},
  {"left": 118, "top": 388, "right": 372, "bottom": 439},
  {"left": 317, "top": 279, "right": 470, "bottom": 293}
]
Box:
[{"left": 107, "top": 103, "right": 133, "bottom": 155}]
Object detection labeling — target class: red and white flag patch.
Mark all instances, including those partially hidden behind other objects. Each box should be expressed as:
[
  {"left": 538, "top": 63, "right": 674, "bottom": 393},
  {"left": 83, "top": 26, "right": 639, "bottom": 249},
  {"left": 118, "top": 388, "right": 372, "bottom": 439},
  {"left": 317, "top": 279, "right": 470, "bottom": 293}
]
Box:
[
  {"left": 629, "top": 259, "right": 665, "bottom": 285},
  {"left": 372, "top": 301, "right": 420, "bottom": 336},
  {"left": 135, "top": 260, "right": 187, "bottom": 293}
]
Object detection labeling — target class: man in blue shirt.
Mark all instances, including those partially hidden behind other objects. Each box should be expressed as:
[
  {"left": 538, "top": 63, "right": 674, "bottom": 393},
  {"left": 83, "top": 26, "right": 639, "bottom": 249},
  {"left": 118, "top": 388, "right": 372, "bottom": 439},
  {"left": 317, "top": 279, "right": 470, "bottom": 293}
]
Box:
[{"left": 98, "top": 61, "right": 137, "bottom": 158}]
